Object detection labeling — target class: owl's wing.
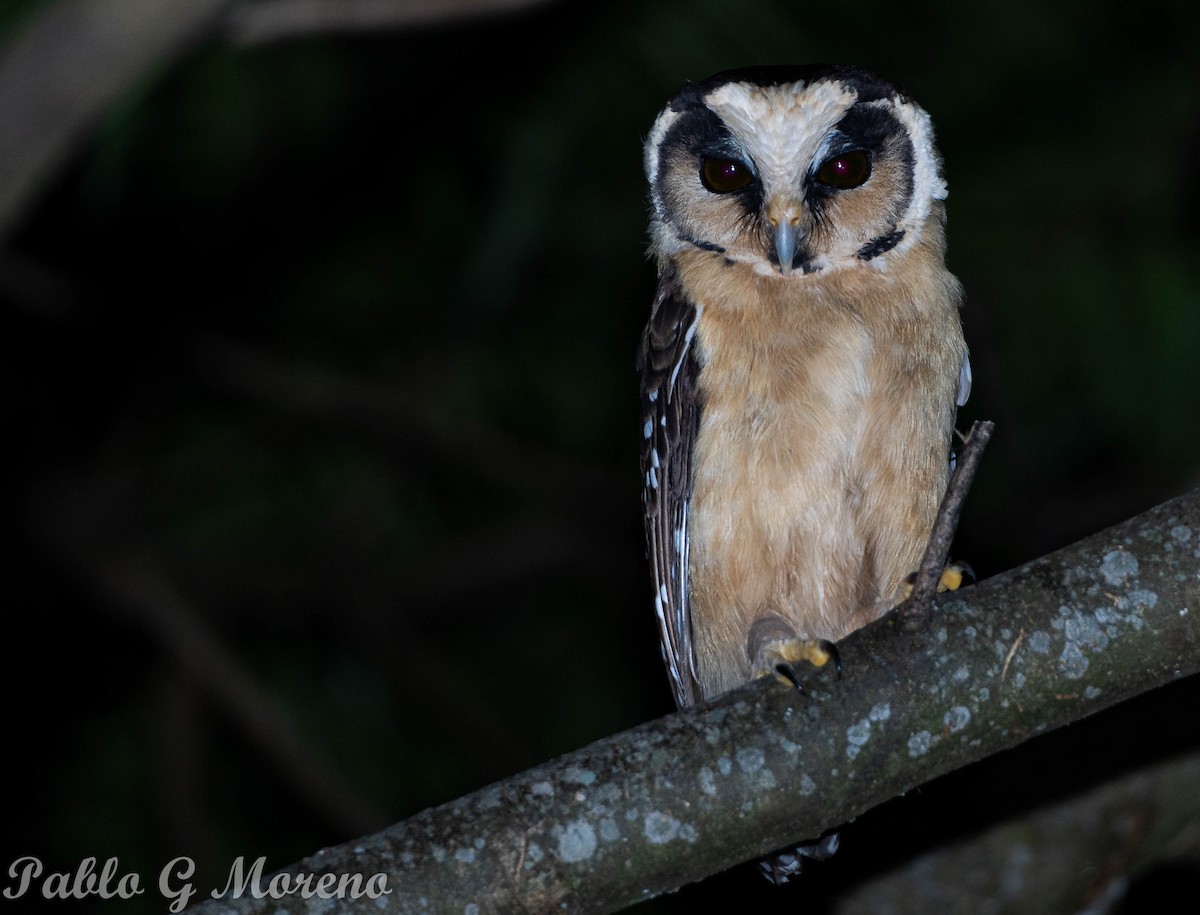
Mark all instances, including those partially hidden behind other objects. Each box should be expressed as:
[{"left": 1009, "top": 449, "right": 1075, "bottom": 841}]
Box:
[{"left": 637, "top": 264, "right": 703, "bottom": 709}]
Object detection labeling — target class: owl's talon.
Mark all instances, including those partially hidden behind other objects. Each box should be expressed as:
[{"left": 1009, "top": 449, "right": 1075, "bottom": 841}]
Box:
[
  {"left": 952, "top": 561, "right": 976, "bottom": 586},
  {"left": 749, "top": 618, "right": 838, "bottom": 691},
  {"left": 936, "top": 560, "right": 973, "bottom": 592},
  {"left": 773, "top": 662, "right": 805, "bottom": 693},
  {"left": 902, "top": 559, "right": 973, "bottom": 599},
  {"left": 818, "top": 638, "right": 843, "bottom": 677}
]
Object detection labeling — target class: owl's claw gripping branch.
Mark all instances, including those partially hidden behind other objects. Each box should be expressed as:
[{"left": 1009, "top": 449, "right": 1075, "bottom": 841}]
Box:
[
  {"left": 773, "top": 639, "right": 843, "bottom": 691},
  {"left": 937, "top": 560, "right": 976, "bottom": 591},
  {"left": 903, "top": 559, "right": 976, "bottom": 596},
  {"left": 748, "top": 617, "right": 841, "bottom": 691}
]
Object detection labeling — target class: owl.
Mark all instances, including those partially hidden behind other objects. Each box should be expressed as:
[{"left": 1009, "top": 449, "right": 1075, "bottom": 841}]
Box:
[{"left": 638, "top": 65, "right": 970, "bottom": 714}]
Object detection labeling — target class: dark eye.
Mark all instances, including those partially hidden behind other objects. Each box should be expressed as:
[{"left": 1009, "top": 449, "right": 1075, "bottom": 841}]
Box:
[
  {"left": 701, "top": 157, "right": 753, "bottom": 194},
  {"left": 815, "top": 150, "right": 871, "bottom": 189}
]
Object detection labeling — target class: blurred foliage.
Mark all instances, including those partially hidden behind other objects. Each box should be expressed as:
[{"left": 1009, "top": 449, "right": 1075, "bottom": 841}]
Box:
[{"left": 4, "top": 0, "right": 1200, "bottom": 911}]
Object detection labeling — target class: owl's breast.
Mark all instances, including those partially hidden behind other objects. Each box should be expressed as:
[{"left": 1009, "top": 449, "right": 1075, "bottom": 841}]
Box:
[{"left": 683, "top": 260, "right": 959, "bottom": 655}]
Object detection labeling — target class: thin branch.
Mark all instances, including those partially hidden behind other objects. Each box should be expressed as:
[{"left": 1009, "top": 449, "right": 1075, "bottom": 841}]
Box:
[
  {"left": 0, "top": 0, "right": 565, "bottom": 243},
  {"left": 193, "top": 335, "right": 622, "bottom": 504},
  {"left": 224, "top": 0, "right": 566, "bottom": 46},
  {"left": 183, "top": 488, "right": 1200, "bottom": 914},
  {"left": 0, "top": 0, "right": 237, "bottom": 243},
  {"left": 909, "top": 419, "right": 995, "bottom": 609}
]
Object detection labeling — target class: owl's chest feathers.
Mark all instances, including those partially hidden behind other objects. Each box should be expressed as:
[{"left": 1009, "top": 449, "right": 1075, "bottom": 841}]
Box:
[
  {"left": 679, "top": 253, "right": 957, "bottom": 647},
  {"left": 689, "top": 269, "right": 893, "bottom": 539}
]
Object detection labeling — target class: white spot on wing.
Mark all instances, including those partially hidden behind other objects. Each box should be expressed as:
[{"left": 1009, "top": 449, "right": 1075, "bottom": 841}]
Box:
[
  {"left": 667, "top": 303, "right": 702, "bottom": 393},
  {"left": 957, "top": 351, "right": 972, "bottom": 406}
]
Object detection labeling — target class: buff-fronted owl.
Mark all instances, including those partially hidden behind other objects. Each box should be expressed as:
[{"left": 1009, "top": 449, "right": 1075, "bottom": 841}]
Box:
[{"left": 638, "top": 64, "right": 969, "bottom": 735}]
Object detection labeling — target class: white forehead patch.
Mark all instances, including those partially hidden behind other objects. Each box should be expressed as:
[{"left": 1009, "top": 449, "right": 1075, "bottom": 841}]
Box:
[{"left": 703, "top": 80, "right": 857, "bottom": 197}]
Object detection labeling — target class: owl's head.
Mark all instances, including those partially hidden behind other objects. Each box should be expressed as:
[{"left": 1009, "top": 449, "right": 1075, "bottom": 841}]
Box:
[{"left": 645, "top": 65, "right": 948, "bottom": 277}]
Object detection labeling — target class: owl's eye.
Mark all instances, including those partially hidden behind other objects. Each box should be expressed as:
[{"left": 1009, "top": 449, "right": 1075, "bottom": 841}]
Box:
[
  {"left": 701, "top": 157, "right": 754, "bottom": 194},
  {"left": 816, "top": 150, "right": 871, "bottom": 189}
]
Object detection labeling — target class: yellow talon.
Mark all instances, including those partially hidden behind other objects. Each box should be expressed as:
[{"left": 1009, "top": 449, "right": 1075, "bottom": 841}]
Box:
[
  {"left": 902, "top": 560, "right": 973, "bottom": 599},
  {"left": 774, "top": 638, "right": 833, "bottom": 668},
  {"left": 753, "top": 637, "right": 841, "bottom": 687},
  {"left": 747, "top": 618, "right": 842, "bottom": 688},
  {"left": 937, "top": 560, "right": 974, "bottom": 592}
]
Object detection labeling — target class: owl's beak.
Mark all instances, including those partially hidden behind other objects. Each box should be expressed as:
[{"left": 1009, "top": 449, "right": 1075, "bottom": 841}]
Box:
[
  {"left": 773, "top": 221, "right": 798, "bottom": 275},
  {"left": 768, "top": 204, "right": 803, "bottom": 275}
]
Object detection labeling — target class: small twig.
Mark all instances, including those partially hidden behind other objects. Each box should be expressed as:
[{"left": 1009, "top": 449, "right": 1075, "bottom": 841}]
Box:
[
  {"left": 1000, "top": 627, "right": 1025, "bottom": 682},
  {"left": 0, "top": 0, "right": 237, "bottom": 243},
  {"left": 908, "top": 419, "right": 995, "bottom": 610}
]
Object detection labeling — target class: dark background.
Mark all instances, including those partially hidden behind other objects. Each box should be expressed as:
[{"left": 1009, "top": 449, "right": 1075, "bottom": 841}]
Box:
[{"left": 5, "top": 0, "right": 1200, "bottom": 910}]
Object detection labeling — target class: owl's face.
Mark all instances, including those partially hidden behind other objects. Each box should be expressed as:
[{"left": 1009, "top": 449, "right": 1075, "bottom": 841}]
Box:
[{"left": 646, "top": 65, "right": 948, "bottom": 277}]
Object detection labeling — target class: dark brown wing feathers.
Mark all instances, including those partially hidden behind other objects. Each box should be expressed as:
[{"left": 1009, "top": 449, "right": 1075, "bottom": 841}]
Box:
[{"left": 638, "top": 264, "right": 703, "bottom": 708}]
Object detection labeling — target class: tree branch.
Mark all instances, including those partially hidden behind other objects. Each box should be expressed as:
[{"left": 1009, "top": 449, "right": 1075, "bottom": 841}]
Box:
[
  {"left": 0, "top": 0, "right": 565, "bottom": 242},
  {"left": 223, "top": 0, "right": 567, "bottom": 46},
  {"left": 184, "top": 489, "right": 1200, "bottom": 913},
  {"left": 832, "top": 748, "right": 1200, "bottom": 914},
  {"left": 0, "top": 0, "right": 237, "bottom": 243}
]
